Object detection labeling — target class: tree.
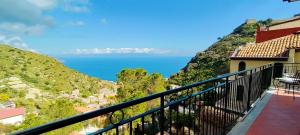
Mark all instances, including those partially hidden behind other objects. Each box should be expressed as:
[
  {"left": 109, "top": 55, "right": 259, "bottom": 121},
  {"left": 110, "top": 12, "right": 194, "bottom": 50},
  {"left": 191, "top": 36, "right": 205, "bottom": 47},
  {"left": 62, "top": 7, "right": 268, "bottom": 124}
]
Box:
[
  {"left": 43, "top": 99, "right": 78, "bottom": 120},
  {"left": 16, "top": 99, "right": 84, "bottom": 135},
  {"left": 116, "top": 69, "right": 165, "bottom": 120},
  {"left": 117, "top": 69, "right": 165, "bottom": 102}
]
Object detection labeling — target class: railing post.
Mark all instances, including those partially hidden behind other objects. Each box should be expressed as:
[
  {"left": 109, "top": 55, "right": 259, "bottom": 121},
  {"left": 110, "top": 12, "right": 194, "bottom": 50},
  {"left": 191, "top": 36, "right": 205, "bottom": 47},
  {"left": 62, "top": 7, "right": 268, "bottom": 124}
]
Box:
[
  {"left": 270, "top": 64, "right": 274, "bottom": 87},
  {"left": 262, "top": 66, "right": 266, "bottom": 94},
  {"left": 223, "top": 76, "right": 229, "bottom": 135},
  {"left": 159, "top": 96, "right": 165, "bottom": 135},
  {"left": 247, "top": 70, "right": 253, "bottom": 111}
]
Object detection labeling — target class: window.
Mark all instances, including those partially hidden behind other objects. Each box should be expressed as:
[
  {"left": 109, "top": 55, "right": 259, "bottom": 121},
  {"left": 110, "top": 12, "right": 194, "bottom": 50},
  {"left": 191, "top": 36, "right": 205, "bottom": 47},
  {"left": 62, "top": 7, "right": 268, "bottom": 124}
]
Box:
[{"left": 237, "top": 85, "right": 244, "bottom": 101}]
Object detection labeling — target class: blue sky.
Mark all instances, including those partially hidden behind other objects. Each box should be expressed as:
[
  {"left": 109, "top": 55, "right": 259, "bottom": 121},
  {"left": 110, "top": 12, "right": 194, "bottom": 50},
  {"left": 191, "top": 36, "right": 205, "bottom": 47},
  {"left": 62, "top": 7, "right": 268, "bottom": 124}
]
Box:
[{"left": 0, "top": 0, "right": 300, "bottom": 56}]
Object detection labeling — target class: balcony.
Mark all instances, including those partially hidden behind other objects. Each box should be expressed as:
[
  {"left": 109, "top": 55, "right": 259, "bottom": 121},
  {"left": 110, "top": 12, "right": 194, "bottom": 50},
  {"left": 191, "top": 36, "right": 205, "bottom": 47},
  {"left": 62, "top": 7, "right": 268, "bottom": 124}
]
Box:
[
  {"left": 229, "top": 63, "right": 300, "bottom": 135},
  {"left": 231, "top": 90, "right": 300, "bottom": 135},
  {"left": 12, "top": 63, "right": 300, "bottom": 135}
]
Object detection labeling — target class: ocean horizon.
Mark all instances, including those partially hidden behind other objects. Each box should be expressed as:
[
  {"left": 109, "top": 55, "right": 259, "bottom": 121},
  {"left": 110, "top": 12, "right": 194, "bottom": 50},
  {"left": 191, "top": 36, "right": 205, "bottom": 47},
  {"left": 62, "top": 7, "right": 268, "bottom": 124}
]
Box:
[{"left": 61, "top": 56, "right": 191, "bottom": 81}]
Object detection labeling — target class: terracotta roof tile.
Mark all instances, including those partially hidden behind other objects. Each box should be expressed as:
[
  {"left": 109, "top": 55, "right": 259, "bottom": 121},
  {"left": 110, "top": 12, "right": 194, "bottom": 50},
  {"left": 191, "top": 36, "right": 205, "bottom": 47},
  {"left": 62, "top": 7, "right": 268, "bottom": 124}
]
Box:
[
  {"left": 234, "top": 34, "right": 300, "bottom": 58},
  {"left": 0, "top": 107, "right": 25, "bottom": 119}
]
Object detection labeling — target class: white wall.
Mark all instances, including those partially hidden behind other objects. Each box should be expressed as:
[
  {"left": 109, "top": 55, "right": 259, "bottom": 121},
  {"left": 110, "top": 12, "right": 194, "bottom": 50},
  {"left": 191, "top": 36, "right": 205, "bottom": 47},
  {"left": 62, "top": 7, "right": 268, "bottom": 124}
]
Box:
[
  {"left": 0, "top": 115, "right": 24, "bottom": 125},
  {"left": 269, "top": 19, "right": 300, "bottom": 30}
]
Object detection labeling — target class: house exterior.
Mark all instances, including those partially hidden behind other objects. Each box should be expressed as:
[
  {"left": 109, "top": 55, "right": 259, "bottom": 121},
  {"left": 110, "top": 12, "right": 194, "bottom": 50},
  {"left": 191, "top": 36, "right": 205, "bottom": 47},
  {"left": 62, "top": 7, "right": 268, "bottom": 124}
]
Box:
[
  {"left": 230, "top": 16, "right": 300, "bottom": 73},
  {"left": 0, "top": 101, "right": 16, "bottom": 109},
  {"left": 70, "top": 89, "right": 80, "bottom": 99},
  {"left": 99, "top": 88, "right": 117, "bottom": 99},
  {"left": 0, "top": 107, "right": 25, "bottom": 125}
]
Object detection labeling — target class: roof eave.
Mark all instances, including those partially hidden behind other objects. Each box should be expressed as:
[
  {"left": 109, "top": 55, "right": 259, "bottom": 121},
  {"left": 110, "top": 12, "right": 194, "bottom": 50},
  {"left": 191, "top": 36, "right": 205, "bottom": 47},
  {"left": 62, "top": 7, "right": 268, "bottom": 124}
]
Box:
[{"left": 230, "top": 57, "right": 289, "bottom": 61}]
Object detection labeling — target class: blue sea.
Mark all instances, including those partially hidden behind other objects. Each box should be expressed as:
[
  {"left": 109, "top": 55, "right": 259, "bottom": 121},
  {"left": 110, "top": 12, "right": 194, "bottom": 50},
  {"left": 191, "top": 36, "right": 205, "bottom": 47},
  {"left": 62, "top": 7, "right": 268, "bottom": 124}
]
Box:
[{"left": 61, "top": 56, "right": 191, "bottom": 81}]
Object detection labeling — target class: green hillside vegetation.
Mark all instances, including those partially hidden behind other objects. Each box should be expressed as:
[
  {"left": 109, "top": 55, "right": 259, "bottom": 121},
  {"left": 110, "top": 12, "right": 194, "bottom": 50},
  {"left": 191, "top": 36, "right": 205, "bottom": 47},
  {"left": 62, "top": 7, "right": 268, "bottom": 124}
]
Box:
[
  {"left": 103, "top": 69, "right": 166, "bottom": 134},
  {"left": 0, "top": 45, "right": 115, "bottom": 134},
  {"left": 117, "top": 69, "right": 165, "bottom": 102},
  {"left": 0, "top": 45, "right": 167, "bottom": 134},
  {"left": 0, "top": 45, "right": 113, "bottom": 96},
  {"left": 169, "top": 19, "right": 273, "bottom": 86},
  {"left": 16, "top": 99, "right": 84, "bottom": 135},
  {"left": 117, "top": 69, "right": 165, "bottom": 117}
]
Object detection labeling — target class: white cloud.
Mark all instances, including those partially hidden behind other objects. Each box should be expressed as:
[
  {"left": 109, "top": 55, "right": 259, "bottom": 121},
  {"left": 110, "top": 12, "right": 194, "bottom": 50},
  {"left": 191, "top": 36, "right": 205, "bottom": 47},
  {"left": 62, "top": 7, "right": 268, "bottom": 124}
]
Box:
[
  {"left": 0, "top": 22, "right": 47, "bottom": 35},
  {"left": 0, "top": 0, "right": 55, "bottom": 35},
  {"left": 0, "top": 0, "right": 90, "bottom": 35},
  {"left": 100, "top": 18, "right": 108, "bottom": 24},
  {"left": 27, "top": 0, "right": 58, "bottom": 10},
  {"left": 0, "top": 0, "right": 44, "bottom": 25},
  {"left": 0, "top": 33, "right": 38, "bottom": 53},
  {"left": 72, "top": 48, "right": 171, "bottom": 55},
  {"left": 63, "top": 0, "right": 90, "bottom": 13},
  {"left": 69, "top": 21, "right": 85, "bottom": 26},
  {"left": 64, "top": 5, "right": 89, "bottom": 13}
]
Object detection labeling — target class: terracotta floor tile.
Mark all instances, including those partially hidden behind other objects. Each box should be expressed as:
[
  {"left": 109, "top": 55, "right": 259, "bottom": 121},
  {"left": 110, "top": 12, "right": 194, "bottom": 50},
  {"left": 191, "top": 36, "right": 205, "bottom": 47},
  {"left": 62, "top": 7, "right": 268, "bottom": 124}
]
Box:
[{"left": 246, "top": 90, "right": 300, "bottom": 135}]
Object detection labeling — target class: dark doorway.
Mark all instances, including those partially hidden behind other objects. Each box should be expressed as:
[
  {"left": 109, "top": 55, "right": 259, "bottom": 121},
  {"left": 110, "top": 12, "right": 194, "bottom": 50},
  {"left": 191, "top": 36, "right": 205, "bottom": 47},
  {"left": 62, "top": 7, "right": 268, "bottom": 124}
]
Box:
[
  {"left": 238, "top": 61, "right": 246, "bottom": 72},
  {"left": 273, "top": 63, "right": 283, "bottom": 78}
]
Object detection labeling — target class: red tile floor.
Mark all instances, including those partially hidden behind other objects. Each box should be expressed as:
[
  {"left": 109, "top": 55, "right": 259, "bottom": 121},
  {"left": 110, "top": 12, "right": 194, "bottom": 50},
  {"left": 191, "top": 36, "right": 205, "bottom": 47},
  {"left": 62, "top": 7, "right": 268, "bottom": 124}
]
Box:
[{"left": 246, "top": 90, "right": 300, "bottom": 135}]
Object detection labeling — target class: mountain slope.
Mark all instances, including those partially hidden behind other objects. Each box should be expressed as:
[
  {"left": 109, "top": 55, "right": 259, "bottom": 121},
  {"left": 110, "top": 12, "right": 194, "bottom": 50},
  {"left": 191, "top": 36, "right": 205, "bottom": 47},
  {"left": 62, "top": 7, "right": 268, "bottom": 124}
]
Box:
[
  {"left": 0, "top": 45, "right": 117, "bottom": 134},
  {"left": 169, "top": 19, "right": 272, "bottom": 86},
  {"left": 0, "top": 45, "right": 114, "bottom": 97}
]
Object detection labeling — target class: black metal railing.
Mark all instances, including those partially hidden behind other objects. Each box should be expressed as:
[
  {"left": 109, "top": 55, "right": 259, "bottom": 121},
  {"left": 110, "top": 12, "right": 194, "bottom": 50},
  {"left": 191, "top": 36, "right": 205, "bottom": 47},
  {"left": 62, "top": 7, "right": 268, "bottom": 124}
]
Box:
[
  {"left": 273, "top": 63, "right": 300, "bottom": 94},
  {"left": 12, "top": 64, "right": 274, "bottom": 135},
  {"left": 273, "top": 63, "right": 300, "bottom": 78}
]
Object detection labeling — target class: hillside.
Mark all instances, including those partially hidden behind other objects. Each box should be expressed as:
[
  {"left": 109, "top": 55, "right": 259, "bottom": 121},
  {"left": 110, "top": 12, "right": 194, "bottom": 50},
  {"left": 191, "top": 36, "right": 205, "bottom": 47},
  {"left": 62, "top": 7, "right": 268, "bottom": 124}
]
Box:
[
  {"left": 169, "top": 19, "right": 272, "bottom": 86},
  {"left": 0, "top": 45, "right": 115, "bottom": 96},
  {"left": 0, "top": 45, "right": 116, "bottom": 134}
]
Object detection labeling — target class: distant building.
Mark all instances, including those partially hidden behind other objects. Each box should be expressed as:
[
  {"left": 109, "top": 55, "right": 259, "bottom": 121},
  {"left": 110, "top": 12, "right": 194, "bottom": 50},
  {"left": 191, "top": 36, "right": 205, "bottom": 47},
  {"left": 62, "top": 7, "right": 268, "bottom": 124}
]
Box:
[
  {"left": 168, "top": 84, "right": 181, "bottom": 89},
  {"left": 255, "top": 15, "right": 300, "bottom": 43},
  {"left": 88, "top": 96, "right": 98, "bottom": 103},
  {"left": 0, "top": 101, "right": 16, "bottom": 109},
  {"left": 87, "top": 104, "right": 98, "bottom": 109},
  {"left": 246, "top": 19, "right": 256, "bottom": 24},
  {"left": 230, "top": 16, "right": 300, "bottom": 73},
  {"left": 79, "top": 125, "right": 98, "bottom": 135},
  {"left": 75, "top": 106, "right": 93, "bottom": 113},
  {"left": 99, "top": 88, "right": 117, "bottom": 99},
  {"left": 70, "top": 89, "right": 80, "bottom": 99},
  {"left": 0, "top": 107, "right": 25, "bottom": 125}
]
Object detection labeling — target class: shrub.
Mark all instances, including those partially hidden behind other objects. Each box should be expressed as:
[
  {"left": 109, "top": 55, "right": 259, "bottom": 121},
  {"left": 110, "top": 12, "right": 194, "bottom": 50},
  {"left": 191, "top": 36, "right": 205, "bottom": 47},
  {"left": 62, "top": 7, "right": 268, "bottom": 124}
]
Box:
[{"left": 0, "top": 93, "right": 9, "bottom": 102}]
